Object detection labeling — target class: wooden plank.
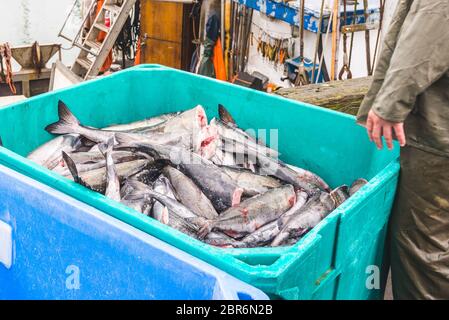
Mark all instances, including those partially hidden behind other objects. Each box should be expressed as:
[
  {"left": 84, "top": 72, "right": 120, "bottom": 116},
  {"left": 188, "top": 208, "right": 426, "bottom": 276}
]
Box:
[
  {"left": 275, "top": 77, "right": 372, "bottom": 115},
  {"left": 21, "top": 80, "right": 30, "bottom": 98},
  {"left": 12, "top": 68, "right": 51, "bottom": 82},
  {"left": 144, "top": 38, "right": 182, "bottom": 69},
  {"left": 141, "top": 0, "right": 183, "bottom": 69},
  {"left": 29, "top": 79, "right": 50, "bottom": 96},
  {"left": 143, "top": 1, "right": 183, "bottom": 42}
]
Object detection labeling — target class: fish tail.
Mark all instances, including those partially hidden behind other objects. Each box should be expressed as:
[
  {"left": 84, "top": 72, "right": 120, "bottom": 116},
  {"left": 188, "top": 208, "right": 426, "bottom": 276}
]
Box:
[
  {"left": 123, "top": 179, "right": 152, "bottom": 198},
  {"left": 114, "top": 132, "right": 139, "bottom": 148},
  {"left": 115, "top": 132, "right": 163, "bottom": 160},
  {"left": 186, "top": 216, "right": 212, "bottom": 239},
  {"left": 45, "top": 101, "right": 81, "bottom": 135},
  {"left": 62, "top": 151, "right": 85, "bottom": 186},
  {"left": 98, "top": 136, "right": 115, "bottom": 157},
  {"left": 218, "top": 104, "right": 236, "bottom": 125},
  {"left": 270, "top": 230, "right": 289, "bottom": 247},
  {"left": 231, "top": 188, "right": 244, "bottom": 207},
  {"left": 198, "top": 225, "right": 210, "bottom": 240}
]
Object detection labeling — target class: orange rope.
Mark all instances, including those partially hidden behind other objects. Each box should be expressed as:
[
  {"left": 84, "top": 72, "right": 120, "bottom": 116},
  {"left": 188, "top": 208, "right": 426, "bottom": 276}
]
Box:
[{"left": 0, "top": 43, "right": 17, "bottom": 94}]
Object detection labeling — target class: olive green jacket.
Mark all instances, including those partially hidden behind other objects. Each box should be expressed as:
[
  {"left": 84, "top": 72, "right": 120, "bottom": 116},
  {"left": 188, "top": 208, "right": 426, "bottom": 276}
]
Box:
[{"left": 357, "top": 0, "right": 449, "bottom": 156}]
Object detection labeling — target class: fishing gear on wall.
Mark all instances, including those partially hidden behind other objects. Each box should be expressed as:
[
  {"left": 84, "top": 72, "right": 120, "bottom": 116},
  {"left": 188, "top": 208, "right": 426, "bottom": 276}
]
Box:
[
  {"left": 252, "top": 23, "right": 293, "bottom": 67},
  {"left": 115, "top": 0, "right": 141, "bottom": 68},
  {"left": 228, "top": 4, "right": 253, "bottom": 79},
  {"left": 189, "top": 0, "right": 203, "bottom": 73},
  {"left": 0, "top": 43, "right": 16, "bottom": 94}
]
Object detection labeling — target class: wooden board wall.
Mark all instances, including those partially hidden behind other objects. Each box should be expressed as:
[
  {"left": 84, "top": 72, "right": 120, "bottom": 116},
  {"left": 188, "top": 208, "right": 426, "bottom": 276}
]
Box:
[{"left": 140, "top": 0, "right": 196, "bottom": 70}]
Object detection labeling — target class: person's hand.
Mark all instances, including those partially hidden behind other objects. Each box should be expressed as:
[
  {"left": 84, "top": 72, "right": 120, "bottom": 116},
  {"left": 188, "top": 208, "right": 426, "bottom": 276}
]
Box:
[{"left": 366, "top": 110, "right": 406, "bottom": 150}]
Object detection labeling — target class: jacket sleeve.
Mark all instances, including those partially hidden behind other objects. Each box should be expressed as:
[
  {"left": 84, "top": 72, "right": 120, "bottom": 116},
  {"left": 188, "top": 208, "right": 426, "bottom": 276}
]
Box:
[
  {"left": 356, "top": 0, "right": 413, "bottom": 124},
  {"left": 371, "top": 0, "right": 449, "bottom": 123}
]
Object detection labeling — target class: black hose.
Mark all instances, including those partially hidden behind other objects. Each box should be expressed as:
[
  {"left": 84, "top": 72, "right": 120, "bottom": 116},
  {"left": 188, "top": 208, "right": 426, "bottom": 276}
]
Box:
[{"left": 115, "top": 0, "right": 141, "bottom": 67}]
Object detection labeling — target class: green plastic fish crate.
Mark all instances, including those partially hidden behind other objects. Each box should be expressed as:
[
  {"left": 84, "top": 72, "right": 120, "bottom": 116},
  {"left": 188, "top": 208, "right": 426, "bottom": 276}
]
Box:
[{"left": 0, "top": 64, "right": 400, "bottom": 300}]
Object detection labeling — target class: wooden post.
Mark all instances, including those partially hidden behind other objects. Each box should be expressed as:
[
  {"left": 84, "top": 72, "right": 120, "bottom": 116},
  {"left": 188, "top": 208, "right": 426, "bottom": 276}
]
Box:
[{"left": 330, "top": 0, "right": 340, "bottom": 80}]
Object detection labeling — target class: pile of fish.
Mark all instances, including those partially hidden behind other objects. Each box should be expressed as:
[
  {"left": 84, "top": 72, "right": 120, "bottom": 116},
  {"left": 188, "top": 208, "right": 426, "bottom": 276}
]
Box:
[{"left": 28, "top": 100, "right": 368, "bottom": 248}]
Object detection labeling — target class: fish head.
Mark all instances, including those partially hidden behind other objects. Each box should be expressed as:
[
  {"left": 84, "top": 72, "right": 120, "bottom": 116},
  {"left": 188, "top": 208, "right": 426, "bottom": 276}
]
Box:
[
  {"left": 320, "top": 192, "right": 337, "bottom": 212},
  {"left": 330, "top": 185, "right": 350, "bottom": 207}
]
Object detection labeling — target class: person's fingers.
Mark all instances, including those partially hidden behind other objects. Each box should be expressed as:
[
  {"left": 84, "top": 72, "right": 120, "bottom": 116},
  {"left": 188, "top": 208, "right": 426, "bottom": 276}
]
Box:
[
  {"left": 383, "top": 124, "right": 393, "bottom": 150},
  {"left": 366, "top": 115, "right": 374, "bottom": 142},
  {"left": 393, "top": 123, "right": 406, "bottom": 147},
  {"left": 372, "top": 122, "right": 383, "bottom": 150}
]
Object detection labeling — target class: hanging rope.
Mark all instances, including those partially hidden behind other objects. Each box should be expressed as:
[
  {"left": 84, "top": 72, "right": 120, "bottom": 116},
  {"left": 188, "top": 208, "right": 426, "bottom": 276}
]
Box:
[
  {"left": 116, "top": 0, "right": 141, "bottom": 67},
  {"left": 0, "top": 43, "right": 17, "bottom": 95}
]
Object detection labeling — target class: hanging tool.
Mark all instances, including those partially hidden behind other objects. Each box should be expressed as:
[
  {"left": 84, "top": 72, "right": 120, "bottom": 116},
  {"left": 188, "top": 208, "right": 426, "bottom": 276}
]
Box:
[
  {"left": 312, "top": 0, "right": 326, "bottom": 83},
  {"left": 294, "top": 0, "right": 309, "bottom": 86},
  {"left": 189, "top": 1, "right": 202, "bottom": 73},
  {"left": 363, "top": 0, "right": 372, "bottom": 75},
  {"left": 317, "top": 0, "right": 334, "bottom": 84},
  {"left": 330, "top": 0, "right": 341, "bottom": 80},
  {"left": 224, "top": 0, "right": 232, "bottom": 79},
  {"left": 236, "top": 5, "right": 243, "bottom": 72},
  {"left": 235, "top": 5, "right": 243, "bottom": 73},
  {"left": 241, "top": 9, "right": 253, "bottom": 72},
  {"left": 238, "top": 7, "right": 252, "bottom": 72},
  {"left": 230, "top": 2, "right": 238, "bottom": 77},
  {"left": 348, "top": 0, "right": 358, "bottom": 69},
  {"left": 116, "top": 0, "right": 141, "bottom": 69},
  {"left": 338, "top": 0, "right": 353, "bottom": 80},
  {"left": 221, "top": 0, "right": 225, "bottom": 56},
  {"left": 318, "top": 34, "right": 330, "bottom": 82},
  {"left": 371, "top": 0, "right": 385, "bottom": 71}
]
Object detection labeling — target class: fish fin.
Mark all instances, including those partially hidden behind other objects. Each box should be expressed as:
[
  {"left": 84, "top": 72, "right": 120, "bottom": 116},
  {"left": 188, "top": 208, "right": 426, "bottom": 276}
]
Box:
[
  {"left": 116, "top": 133, "right": 164, "bottom": 161},
  {"left": 123, "top": 189, "right": 146, "bottom": 201},
  {"left": 61, "top": 151, "right": 86, "bottom": 187},
  {"left": 98, "top": 136, "right": 115, "bottom": 156},
  {"left": 161, "top": 207, "right": 170, "bottom": 225},
  {"left": 124, "top": 179, "right": 152, "bottom": 193},
  {"left": 231, "top": 188, "right": 244, "bottom": 207},
  {"left": 153, "top": 158, "right": 172, "bottom": 168},
  {"left": 187, "top": 217, "right": 212, "bottom": 240},
  {"left": 218, "top": 104, "right": 236, "bottom": 126},
  {"left": 45, "top": 101, "right": 81, "bottom": 135},
  {"left": 270, "top": 232, "right": 288, "bottom": 247},
  {"left": 114, "top": 132, "right": 142, "bottom": 149}
]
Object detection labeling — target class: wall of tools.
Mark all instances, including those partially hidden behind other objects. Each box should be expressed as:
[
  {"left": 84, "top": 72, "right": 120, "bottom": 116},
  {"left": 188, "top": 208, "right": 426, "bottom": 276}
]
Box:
[
  {"left": 237, "top": 0, "right": 397, "bottom": 88},
  {"left": 226, "top": 2, "right": 254, "bottom": 80}
]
